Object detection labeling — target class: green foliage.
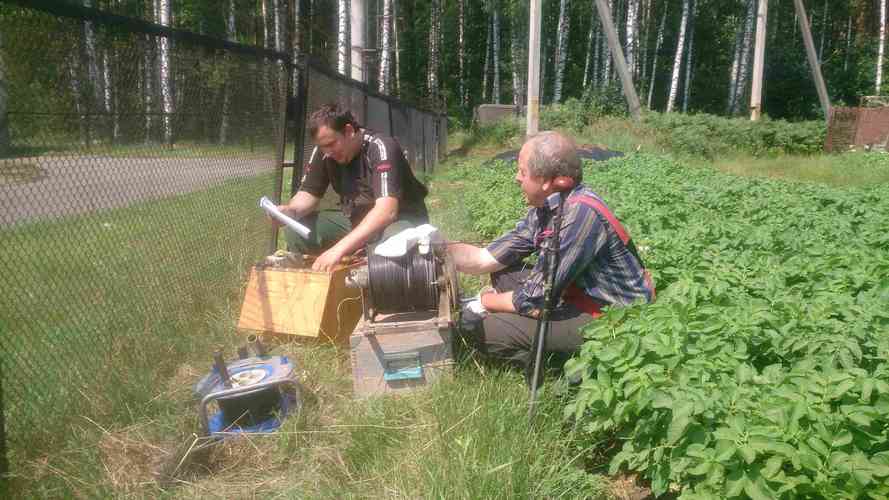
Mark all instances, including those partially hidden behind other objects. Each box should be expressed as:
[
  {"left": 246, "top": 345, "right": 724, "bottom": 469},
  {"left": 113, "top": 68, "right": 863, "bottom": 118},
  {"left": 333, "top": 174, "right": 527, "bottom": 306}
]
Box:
[
  {"left": 453, "top": 153, "right": 889, "bottom": 499},
  {"left": 644, "top": 113, "right": 827, "bottom": 159}
]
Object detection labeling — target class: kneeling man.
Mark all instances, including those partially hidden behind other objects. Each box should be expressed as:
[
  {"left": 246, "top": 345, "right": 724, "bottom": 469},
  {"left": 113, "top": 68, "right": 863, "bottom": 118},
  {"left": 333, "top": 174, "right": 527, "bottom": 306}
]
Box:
[{"left": 447, "top": 131, "right": 655, "bottom": 374}]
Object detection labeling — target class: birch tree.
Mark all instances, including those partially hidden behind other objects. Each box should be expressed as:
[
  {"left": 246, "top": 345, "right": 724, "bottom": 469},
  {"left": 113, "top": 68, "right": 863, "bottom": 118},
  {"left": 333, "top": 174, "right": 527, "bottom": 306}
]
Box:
[
  {"left": 602, "top": 0, "right": 614, "bottom": 85},
  {"left": 0, "top": 31, "right": 8, "bottom": 156},
  {"left": 492, "top": 6, "right": 501, "bottom": 104},
  {"left": 583, "top": 0, "right": 597, "bottom": 89},
  {"left": 220, "top": 0, "right": 236, "bottom": 144},
  {"left": 338, "top": 0, "right": 349, "bottom": 76},
  {"left": 553, "top": 0, "right": 570, "bottom": 102},
  {"left": 393, "top": 0, "right": 400, "bottom": 94},
  {"left": 683, "top": 0, "right": 697, "bottom": 112},
  {"left": 510, "top": 5, "right": 527, "bottom": 108},
  {"left": 728, "top": 0, "right": 755, "bottom": 114},
  {"left": 483, "top": 9, "right": 491, "bottom": 101},
  {"left": 158, "top": 0, "right": 173, "bottom": 145},
  {"left": 878, "top": 0, "right": 887, "bottom": 93},
  {"left": 378, "top": 0, "right": 392, "bottom": 94},
  {"left": 647, "top": 3, "right": 666, "bottom": 108},
  {"left": 427, "top": 0, "right": 441, "bottom": 103},
  {"left": 625, "top": 0, "right": 639, "bottom": 78},
  {"left": 666, "top": 0, "right": 691, "bottom": 112},
  {"left": 458, "top": 0, "right": 467, "bottom": 108}
]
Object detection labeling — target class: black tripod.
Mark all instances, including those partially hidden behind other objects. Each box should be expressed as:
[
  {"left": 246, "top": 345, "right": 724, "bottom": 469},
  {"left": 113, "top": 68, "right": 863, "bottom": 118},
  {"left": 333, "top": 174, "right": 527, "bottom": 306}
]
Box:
[{"left": 528, "top": 177, "right": 574, "bottom": 420}]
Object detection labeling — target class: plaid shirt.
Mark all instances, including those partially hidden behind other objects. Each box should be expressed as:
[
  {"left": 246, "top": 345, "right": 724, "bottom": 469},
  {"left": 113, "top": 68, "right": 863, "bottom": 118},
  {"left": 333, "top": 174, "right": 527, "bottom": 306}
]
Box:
[{"left": 486, "top": 184, "right": 654, "bottom": 316}]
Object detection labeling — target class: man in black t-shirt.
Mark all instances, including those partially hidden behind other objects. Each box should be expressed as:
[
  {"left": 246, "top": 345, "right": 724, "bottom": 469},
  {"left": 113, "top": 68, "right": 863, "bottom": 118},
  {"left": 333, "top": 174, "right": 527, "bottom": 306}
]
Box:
[{"left": 272, "top": 103, "right": 429, "bottom": 271}]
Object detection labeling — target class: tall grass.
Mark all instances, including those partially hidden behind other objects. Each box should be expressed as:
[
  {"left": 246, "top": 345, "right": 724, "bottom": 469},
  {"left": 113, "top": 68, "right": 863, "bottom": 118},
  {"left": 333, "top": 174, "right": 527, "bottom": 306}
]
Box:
[{"left": 2, "top": 173, "right": 275, "bottom": 495}]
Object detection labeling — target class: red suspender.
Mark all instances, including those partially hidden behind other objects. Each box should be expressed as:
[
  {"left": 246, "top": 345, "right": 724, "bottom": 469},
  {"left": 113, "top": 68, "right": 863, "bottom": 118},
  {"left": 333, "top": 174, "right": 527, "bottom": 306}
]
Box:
[
  {"left": 565, "top": 194, "right": 656, "bottom": 302},
  {"left": 567, "top": 195, "right": 631, "bottom": 245}
]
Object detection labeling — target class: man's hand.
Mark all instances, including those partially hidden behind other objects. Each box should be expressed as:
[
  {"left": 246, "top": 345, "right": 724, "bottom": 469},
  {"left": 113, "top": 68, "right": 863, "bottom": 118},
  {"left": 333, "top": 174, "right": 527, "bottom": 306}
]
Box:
[
  {"left": 312, "top": 245, "right": 346, "bottom": 272},
  {"left": 267, "top": 204, "right": 294, "bottom": 228}
]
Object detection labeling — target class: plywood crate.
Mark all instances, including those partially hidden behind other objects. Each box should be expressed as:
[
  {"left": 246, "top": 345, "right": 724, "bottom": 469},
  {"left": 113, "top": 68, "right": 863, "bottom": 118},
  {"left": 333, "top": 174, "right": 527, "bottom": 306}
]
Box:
[
  {"left": 237, "top": 261, "right": 363, "bottom": 344},
  {"left": 350, "top": 311, "right": 454, "bottom": 398}
]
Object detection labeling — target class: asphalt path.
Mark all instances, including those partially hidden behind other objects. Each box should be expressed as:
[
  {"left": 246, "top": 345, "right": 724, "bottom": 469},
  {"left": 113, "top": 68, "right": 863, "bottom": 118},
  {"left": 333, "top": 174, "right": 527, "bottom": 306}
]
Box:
[{"left": 0, "top": 155, "right": 276, "bottom": 227}]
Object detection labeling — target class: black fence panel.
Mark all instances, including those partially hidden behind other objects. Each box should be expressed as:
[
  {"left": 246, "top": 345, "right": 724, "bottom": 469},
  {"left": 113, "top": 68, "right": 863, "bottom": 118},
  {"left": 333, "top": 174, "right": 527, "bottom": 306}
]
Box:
[
  {"left": 366, "top": 95, "right": 391, "bottom": 136},
  {"left": 296, "top": 60, "right": 444, "bottom": 185},
  {"left": 0, "top": 3, "right": 445, "bottom": 492},
  {"left": 0, "top": 2, "right": 286, "bottom": 486},
  {"left": 390, "top": 103, "right": 414, "bottom": 167}
]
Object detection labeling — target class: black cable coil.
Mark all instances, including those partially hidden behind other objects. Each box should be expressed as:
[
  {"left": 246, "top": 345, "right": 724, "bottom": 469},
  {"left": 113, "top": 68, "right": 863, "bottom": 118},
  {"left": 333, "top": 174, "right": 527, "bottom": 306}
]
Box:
[{"left": 367, "top": 246, "right": 439, "bottom": 313}]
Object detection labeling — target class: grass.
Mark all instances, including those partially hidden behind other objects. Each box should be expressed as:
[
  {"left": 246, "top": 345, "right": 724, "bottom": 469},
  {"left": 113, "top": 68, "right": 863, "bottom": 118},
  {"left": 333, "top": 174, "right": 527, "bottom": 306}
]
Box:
[
  {"left": 2, "top": 171, "right": 277, "bottom": 496},
  {"left": 5, "top": 113, "right": 886, "bottom": 498},
  {"left": 706, "top": 151, "right": 889, "bottom": 187}
]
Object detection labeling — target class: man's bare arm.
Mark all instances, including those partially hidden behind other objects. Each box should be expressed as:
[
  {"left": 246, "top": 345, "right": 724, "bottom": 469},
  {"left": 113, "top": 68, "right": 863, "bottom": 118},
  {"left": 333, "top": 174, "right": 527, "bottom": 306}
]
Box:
[
  {"left": 447, "top": 243, "right": 506, "bottom": 275},
  {"left": 311, "top": 197, "right": 398, "bottom": 271},
  {"left": 277, "top": 190, "right": 321, "bottom": 221}
]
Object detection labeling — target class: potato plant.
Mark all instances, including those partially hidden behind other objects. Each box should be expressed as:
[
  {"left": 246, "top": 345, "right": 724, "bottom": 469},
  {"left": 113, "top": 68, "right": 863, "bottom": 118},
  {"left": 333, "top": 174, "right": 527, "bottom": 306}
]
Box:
[{"left": 457, "top": 154, "right": 889, "bottom": 499}]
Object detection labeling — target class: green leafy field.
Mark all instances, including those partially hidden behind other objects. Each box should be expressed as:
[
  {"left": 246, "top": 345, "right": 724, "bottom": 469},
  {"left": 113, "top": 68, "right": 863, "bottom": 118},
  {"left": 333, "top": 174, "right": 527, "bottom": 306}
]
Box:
[{"left": 455, "top": 153, "right": 889, "bottom": 498}]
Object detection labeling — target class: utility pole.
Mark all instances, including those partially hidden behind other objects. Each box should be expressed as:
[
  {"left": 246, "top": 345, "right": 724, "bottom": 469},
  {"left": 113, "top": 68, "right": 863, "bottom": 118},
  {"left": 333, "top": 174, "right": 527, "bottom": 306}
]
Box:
[
  {"left": 527, "top": 0, "right": 542, "bottom": 136},
  {"left": 749, "top": 0, "right": 768, "bottom": 121},
  {"left": 351, "top": 0, "right": 366, "bottom": 82},
  {"left": 594, "top": 0, "right": 642, "bottom": 120},
  {"left": 793, "top": 0, "right": 832, "bottom": 122}
]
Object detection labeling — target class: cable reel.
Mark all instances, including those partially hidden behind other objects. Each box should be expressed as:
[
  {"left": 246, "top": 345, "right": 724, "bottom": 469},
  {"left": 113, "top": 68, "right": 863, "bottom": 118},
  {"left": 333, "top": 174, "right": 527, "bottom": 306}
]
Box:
[{"left": 346, "top": 243, "right": 459, "bottom": 322}]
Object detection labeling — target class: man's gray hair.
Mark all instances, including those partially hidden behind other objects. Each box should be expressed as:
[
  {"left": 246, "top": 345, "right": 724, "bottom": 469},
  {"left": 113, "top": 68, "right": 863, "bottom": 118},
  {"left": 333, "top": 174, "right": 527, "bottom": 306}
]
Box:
[{"left": 524, "top": 131, "right": 582, "bottom": 182}]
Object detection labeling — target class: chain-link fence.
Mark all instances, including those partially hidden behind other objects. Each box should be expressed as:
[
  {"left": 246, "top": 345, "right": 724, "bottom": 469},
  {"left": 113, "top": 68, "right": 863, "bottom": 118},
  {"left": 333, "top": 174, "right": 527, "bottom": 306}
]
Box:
[{"left": 0, "top": 1, "right": 445, "bottom": 488}]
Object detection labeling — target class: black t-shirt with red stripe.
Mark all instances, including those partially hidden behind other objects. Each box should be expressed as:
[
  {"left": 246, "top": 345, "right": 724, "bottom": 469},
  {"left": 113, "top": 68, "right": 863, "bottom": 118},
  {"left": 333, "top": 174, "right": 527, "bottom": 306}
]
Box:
[{"left": 298, "top": 129, "right": 429, "bottom": 226}]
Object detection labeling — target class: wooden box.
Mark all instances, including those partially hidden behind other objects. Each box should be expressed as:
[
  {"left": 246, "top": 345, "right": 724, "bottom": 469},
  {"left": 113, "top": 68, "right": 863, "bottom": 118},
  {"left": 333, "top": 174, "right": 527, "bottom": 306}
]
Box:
[
  {"left": 350, "top": 311, "right": 454, "bottom": 398},
  {"left": 237, "top": 261, "right": 363, "bottom": 344}
]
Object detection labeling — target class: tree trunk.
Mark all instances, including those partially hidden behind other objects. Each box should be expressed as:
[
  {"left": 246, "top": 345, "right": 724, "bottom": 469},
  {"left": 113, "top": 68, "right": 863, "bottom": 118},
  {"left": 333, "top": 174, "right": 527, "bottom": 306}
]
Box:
[
  {"left": 220, "top": 0, "right": 236, "bottom": 144},
  {"left": 666, "top": 0, "right": 690, "bottom": 113},
  {"left": 730, "top": 0, "right": 756, "bottom": 114},
  {"left": 553, "top": 0, "right": 570, "bottom": 102},
  {"left": 818, "top": 0, "right": 828, "bottom": 60},
  {"left": 583, "top": 1, "right": 597, "bottom": 89},
  {"left": 292, "top": 0, "right": 302, "bottom": 57},
  {"left": 378, "top": 0, "right": 392, "bottom": 94},
  {"left": 492, "top": 5, "right": 501, "bottom": 104},
  {"left": 682, "top": 0, "right": 697, "bottom": 112},
  {"left": 428, "top": 0, "right": 441, "bottom": 103},
  {"left": 483, "top": 8, "right": 491, "bottom": 102},
  {"left": 338, "top": 0, "right": 349, "bottom": 76},
  {"left": 625, "top": 0, "right": 639, "bottom": 79},
  {"left": 647, "top": 3, "right": 666, "bottom": 109},
  {"left": 458, "top": 0, "right": 466, "bottom": 108},
  {"left": 0, "top": 31, "right": 8, "bottom": 156},
  {"left": 158, "top": 0, "right": 173, "bottom": 145},
  {"left": 639, "top": 0, "right": 651, "bottom": 86},
  {"left": 393, "top": 0, "right": 400, "bottom": 94},
  {"left": 728, "top": 12, "right": 743, "bottom": 112},
  {"left": 844, "top": 14, "right": 852, "bottom": 72},
  {"left": 602, "top": 0, "right": 613, "bottom": 85},
  {"left": 734, "top": 0, "right": 756, "bottom": 114},
  {"left": 511, "top": 11, "right": 526, "bottom": 108},
  {"left": 878, "top": 0, "right": 886, "bottom": 93}
]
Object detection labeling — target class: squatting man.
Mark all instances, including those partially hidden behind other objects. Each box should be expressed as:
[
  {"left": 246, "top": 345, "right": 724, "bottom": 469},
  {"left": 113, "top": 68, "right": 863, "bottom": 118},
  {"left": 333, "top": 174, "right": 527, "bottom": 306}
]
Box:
[
  {"left": 447, "top": 131, "right": 655, "bottom": 377},
  {"left": 270, "top": 103, "right": 430, "bottom": 272}
]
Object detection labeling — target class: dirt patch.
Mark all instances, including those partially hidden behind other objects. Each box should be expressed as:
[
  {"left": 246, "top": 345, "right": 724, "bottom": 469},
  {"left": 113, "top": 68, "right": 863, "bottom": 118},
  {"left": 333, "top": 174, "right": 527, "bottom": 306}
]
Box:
[{"left": 609, "top": 474, "right": 653, "bottom": 500}]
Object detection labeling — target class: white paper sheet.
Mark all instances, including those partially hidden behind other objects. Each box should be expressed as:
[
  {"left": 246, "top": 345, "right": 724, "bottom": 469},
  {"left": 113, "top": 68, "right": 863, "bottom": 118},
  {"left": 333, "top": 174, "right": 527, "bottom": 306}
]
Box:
[{"left": 260, "top": 196, "right": 311, "bottom": 239}]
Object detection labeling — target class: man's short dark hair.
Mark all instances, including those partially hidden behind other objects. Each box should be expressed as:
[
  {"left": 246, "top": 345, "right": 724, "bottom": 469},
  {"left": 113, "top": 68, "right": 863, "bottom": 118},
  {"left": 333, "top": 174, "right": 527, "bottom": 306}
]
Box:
[
  {"left": 308, "top": 103, "right": 359, "bottom": 138},
  {"left": 525, "top": 131, "right": 583, "bottom": 183}
]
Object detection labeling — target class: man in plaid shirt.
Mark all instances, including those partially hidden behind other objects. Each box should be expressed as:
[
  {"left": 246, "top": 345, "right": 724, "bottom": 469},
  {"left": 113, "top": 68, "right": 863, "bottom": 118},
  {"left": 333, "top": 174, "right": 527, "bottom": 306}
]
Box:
[{"left": 448, "top": 131, "right": 654, "bottom": 375}]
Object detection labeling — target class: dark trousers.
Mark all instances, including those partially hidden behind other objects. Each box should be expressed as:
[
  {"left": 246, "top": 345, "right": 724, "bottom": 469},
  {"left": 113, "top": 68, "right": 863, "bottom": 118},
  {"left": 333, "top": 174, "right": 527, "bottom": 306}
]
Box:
[{"left": 467, "top": 264, "right": 595, "bottom": 372}]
